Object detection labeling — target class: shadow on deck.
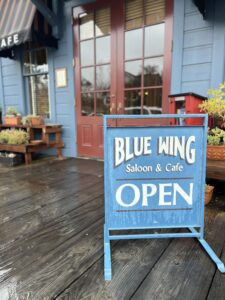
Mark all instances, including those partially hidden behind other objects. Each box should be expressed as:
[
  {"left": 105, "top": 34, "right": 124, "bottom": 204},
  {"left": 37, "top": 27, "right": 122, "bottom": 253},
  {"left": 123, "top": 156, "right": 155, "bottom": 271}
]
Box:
[{"left": 0, "top": 158, "right": 224, "bottom": 300}]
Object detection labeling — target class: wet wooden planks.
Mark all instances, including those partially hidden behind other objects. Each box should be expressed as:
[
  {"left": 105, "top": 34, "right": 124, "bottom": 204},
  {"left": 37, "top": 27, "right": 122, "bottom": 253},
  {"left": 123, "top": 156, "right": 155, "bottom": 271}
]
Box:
[
  {"left": 207, "top": 159, "right": 225, "bottom": 180},
  {"left": 0, "top": 158, "right": 224, "bottom": 300}
]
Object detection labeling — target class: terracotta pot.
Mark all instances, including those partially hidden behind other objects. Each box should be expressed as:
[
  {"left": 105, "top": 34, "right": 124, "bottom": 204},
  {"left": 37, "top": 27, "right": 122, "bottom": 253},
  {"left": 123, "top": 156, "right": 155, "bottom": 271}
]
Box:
[
  {"left": 4, "top": 116, "right": 22, "bottom": 125},
  {"left": 205, "top": 186, "right": 214, "bottom": 205},
  {"left": 30, "top": 117, "right": 44, "bottom": 126},
  {"left": 207, "top": 145, "right": 225, "bottom": 160}
]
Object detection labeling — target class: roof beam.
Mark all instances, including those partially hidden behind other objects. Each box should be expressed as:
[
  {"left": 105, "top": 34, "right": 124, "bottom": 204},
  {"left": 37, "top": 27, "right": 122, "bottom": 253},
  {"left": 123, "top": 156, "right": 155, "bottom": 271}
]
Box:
[{"left": 30, "top": 0, "right": 59, "bottom": 30}]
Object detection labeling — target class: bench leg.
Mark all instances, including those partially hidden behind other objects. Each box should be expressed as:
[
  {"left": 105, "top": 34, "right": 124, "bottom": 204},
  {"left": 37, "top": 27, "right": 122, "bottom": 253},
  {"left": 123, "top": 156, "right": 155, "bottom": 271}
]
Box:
[
  {"left": 25, "top": 153, "right": 32, "bottom": 165},
  {"left": 57, "top": 148, "right": 63, "bottom": 159}
]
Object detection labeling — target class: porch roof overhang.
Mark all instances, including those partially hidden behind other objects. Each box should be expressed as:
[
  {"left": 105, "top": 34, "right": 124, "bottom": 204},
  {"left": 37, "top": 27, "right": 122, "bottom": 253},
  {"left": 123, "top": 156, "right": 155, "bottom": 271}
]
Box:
[
  {"left": 193, "top": 0, "right": 206, "bottom": 19},
  {"left": 0, "top": 0, "right": 60, "bottom": 59}
]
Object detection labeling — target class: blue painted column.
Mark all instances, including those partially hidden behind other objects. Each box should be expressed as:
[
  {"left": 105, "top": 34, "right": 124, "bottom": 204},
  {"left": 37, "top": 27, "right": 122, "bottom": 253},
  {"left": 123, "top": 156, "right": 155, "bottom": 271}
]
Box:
[
  {"left": 171, "top": 0, "right": 185, "bottom": 94},
  {"left": 210, "top": 0, "right": 225, "bottom": 88},
  {"left": 0, "top": 59, "right": 5, "bottom": 114}
]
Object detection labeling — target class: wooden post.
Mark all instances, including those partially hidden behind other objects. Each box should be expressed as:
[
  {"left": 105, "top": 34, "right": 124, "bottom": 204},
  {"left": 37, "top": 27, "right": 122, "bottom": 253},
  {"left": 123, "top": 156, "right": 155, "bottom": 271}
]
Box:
[{"left": 25, "top": 153, "right": 32, "bottom": 165}]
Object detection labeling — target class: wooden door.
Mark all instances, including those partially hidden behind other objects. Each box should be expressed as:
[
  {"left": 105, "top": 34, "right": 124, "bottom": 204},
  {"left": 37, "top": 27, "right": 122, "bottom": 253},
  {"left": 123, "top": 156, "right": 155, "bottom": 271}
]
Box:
[
  {"left": 73, "top": 0, "right": 117, "bottom": 158},
  {"left": 73, "top": 0, "right": 173, "bottom": 158}
]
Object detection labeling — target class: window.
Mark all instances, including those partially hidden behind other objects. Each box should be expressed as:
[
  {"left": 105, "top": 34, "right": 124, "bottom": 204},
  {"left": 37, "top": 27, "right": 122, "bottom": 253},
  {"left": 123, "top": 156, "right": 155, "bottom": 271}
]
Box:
[
  {"left": 124, "top": 0, "right": 165, "bottom": 115},
  {"left": 23, "top": 47, "right": 50, "bottom": 118}
]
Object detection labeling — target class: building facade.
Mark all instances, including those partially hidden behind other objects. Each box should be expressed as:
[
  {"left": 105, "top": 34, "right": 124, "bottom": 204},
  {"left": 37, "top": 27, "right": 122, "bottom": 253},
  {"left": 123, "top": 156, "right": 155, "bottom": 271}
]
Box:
[{"left": 0, "top": 0, "right": 225, "bottom": 158}]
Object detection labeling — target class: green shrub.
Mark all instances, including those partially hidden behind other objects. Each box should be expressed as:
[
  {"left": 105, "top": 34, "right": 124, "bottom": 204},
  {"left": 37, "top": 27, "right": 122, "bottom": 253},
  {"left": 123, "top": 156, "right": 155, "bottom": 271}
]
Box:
[
  {"left": 0, "top": 129, "right": 29, "bottom": 145},
  {"left": 207, "top": 135, "right": 220, "bottom": 145},
  {"left": 5, "top": 106, "right": 19, "bottom": 116},
  {"left": 207, "top": 127, "right": 225, "bottom": 145},
  {"left": 22, "top": 115, "right": 33, "bottom": 125},
  {"left": 199, "top": 82, "right": 225, "bottom": 121}
]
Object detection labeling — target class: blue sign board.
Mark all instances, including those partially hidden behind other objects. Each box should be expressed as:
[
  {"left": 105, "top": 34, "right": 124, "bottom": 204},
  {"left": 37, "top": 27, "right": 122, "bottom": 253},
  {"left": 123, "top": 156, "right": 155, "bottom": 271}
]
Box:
[{"left": 104, "top": 115, "right": 225, "bottom": 280}]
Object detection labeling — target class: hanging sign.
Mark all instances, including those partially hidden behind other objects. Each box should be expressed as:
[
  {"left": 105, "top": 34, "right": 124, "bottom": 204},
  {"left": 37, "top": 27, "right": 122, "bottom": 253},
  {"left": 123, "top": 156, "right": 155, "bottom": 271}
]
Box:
[{"left": 103, "top": 115, "right": 225, "bottom": 280}]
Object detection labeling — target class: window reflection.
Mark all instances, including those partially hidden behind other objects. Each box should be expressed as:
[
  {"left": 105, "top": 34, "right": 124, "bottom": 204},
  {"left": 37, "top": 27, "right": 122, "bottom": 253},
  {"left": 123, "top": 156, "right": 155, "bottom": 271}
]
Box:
[
  {"left": 80, "top": 40, "right": 94, "bottom": 66},
  {"left": 145, "top": 24, "right": 165, "bottom": 57},
  {"left": 96, "top": 36, "right": 110, "bottom": 64},
  {"left": 96, "top": 65, "right": 110, "bottom": 90},
  {"left": 145, "top": 0, "right": 165, "bottom": 25},
  {"left": 28, "top": 75, "right": 50, "bottom": 118},
  {"left": 125, "top": 0, "right": 143, "bottom": 30},
  {"left": 144, "top": 88, "right": 162, "bottom": 114},
  {"left": 79, "top": 12, "right": 94, "bottom": 40},
  {"left": 124, "top": 90, "right": 142, "bottom": 114},
  {"left": 125, "top": 60, "right": 142, "bottom": 88},
  {"left": 144, "top": 57, "right": 163, "bottom": 86},
  {"left": 96, "top": 92, "right": 110, "bottom": 115},
  {"left": 95, "top": 8, "right": 110, "bottom": 37},
  {"left": 125, "top": 29, "right": 142, "bottom": 60},
  {"left": 81, "top": 67, "right": 94, "bottom": 92},
  {"left": 81, "top": 93, "right": 94, "bottom": 116},
  {"left": 24, "top": 49, "right": 48, "bottom": 75}
]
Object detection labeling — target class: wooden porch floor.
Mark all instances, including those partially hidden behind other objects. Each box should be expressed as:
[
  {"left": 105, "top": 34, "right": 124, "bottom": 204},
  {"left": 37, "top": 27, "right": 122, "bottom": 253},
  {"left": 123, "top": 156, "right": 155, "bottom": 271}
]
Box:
[{"left": 0, "top": 158, "right": 225, "bottom": 300}]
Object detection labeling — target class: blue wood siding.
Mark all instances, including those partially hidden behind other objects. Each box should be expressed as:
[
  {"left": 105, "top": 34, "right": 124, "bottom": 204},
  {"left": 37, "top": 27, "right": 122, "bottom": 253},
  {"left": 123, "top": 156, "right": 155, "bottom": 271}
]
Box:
[
  {"left": 0, "top": 52, "right": 25, "bottom": 115},
  {"left": 45, "top": 0, "right": 96, "bottom": 157},
  {"left": 171, "top": 0, "right": 215, "bottom": 96},
  {"left": 172, "top": 0, "right": 225, "bottom": 97}
]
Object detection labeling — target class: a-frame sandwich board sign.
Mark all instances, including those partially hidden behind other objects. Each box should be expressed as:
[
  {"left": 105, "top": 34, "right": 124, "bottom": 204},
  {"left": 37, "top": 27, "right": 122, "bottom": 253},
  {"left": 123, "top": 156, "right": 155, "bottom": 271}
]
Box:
[{"left": 104, "top": 114, "right": 225, "bottom": 280}]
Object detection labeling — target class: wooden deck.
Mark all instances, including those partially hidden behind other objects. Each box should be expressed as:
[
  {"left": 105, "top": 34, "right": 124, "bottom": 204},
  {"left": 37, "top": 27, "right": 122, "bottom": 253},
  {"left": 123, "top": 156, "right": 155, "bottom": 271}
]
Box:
[
  {"left": 0, "top": 158, "right": 224, "bottom": 300},
  {"left": 207, "top": 159, "right": 225, "bottom": 181}
]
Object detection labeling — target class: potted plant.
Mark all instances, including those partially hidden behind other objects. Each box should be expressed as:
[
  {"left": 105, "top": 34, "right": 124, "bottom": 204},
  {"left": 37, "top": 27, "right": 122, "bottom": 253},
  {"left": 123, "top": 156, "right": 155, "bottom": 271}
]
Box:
[
  {"left": 199, "top": 82, "right": 225, "bottom": 128},
  {"left": 22, "top": 114, "right": 44, "bottom": 126},
  {"left": 205, "top": 184, "right": 214, "bottom": 205},
  {"left": 4, "top": 107, "right": 22, "bottom": 125},
  {"left": 0, "top": 129, "right": 29, "bottom": 145},
  {"left": 206, "top": 127, "right": 225, "bottom": 160}
]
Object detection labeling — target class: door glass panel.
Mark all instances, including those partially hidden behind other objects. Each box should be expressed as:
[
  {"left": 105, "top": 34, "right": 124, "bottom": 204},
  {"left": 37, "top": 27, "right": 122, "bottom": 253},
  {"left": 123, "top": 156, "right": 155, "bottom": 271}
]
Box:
[
  {"left": 145, "top": 0, "right": 165, "bottom": 25},
  {"left": 144, "top": 57, "right": 163, "bottom": 86},
  {"left": 125, "top": 29, "right": 142, "bottom": 60},
  {"left": 145, "top": 24, "right": 165, "bottom": 57},
  {"left": 96, "top": 36, "right": 110, "bottom": 64},
  {"left": 81, "top": 67, "right": 94, "bottom": 92},
  {"left": 144, "top": 88, "right": 162, "bottom": 114},
  {"left": 96, "top": 92, "right": 110, "bottom": 115},
  {"left": 79, "top": 13, "right": 94, "bottom": 40},
  {"left": 96, "top": 65, "right": 110, "bottom": 90},
  {"left": 95, "top": 8, "right": 110, "bottom": 37},
  {"left": 80, "top": 40, "right": 94, "bottom": 66},
  {"left": 125, "top": 60, "right": 142, "bottom": 88},
  {"left": 124, "top": 90, "right": 142, "bottom": 114},
  {"left": 81, "top": 93, "right": 94, "bottom": 116},
  {"left": 125, "top": 0, "right": 143, "bottom": 30}
]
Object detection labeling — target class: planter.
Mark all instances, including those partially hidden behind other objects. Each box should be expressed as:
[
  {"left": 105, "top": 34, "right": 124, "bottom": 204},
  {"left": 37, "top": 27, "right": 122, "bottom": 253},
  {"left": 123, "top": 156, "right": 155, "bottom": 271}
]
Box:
[
  {"left": 30, "top": 117, "right": 44, "bottom": 126},
  {"left": 0, "top": 153, "right": 23, "bottom": 167},
  {"left": 205, "top": 186, "right": 214, "bottom": 205},
  {"left": 4, "top": 116, "right": 22, "bottom": 126},
  {"left": 207, "top": 145, "right": 225, "bottom": 160}
]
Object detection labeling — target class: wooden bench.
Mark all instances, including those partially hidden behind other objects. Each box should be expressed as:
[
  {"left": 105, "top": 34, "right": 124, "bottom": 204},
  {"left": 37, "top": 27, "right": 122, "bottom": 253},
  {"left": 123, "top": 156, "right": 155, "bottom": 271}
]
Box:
[{"left": 0, "top": 124, "right": 64, "bottom": 164}]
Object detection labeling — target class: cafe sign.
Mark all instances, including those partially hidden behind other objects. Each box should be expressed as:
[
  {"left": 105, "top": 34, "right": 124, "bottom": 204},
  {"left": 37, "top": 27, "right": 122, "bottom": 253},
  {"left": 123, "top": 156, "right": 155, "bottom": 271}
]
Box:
[
  {"left": 103, "top": 114, "right": 225, "bottom": 280},
  {"left": 0, "top": 33, "right": 20, "bottom": 50}
]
